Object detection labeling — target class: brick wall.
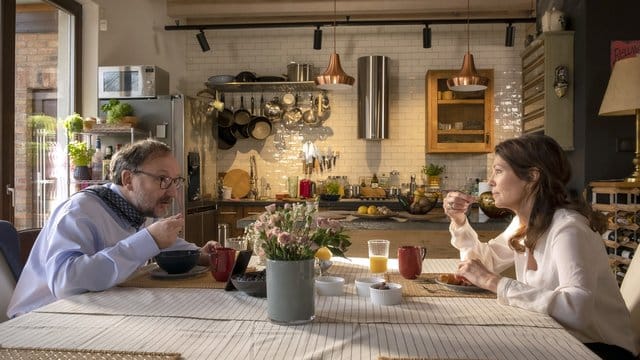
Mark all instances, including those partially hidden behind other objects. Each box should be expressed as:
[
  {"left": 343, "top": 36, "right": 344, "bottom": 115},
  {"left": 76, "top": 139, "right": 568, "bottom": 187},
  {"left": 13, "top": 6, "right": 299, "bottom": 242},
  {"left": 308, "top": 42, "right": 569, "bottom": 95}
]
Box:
[
  {"left": 14, "top": 32, "right": 58, "bottom": 228},
  {"left": 184, "top": 23, "right": 525, "bottom": 195}
]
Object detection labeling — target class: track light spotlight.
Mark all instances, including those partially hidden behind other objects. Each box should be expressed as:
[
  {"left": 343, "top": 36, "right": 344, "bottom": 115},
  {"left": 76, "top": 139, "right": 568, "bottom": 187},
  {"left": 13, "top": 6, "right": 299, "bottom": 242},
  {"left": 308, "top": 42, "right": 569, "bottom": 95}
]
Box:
[
  {"left": 313, "top": 26, "right": 323, "bottom": 50},
  {"left": 423, "top": 25, "right": 431, "bottom": 49},
  {"left": 196, "top": 29, "right": 210, "bottom": 52},
  {"left": 505, "top": 23, "right": 515, "bottom": 47}
]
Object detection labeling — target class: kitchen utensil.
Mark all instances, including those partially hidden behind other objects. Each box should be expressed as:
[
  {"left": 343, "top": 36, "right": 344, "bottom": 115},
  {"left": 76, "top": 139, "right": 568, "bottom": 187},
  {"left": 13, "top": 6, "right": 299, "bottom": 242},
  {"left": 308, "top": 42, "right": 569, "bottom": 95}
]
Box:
[
  {"left": 223, "top": 169, "right": 250, "bottom": 198},
  {"left": 217, "top": 125, "right": 236, "bottom": 149},
  {"left": 283, "top": 94, "right": 302, "bottom": 129},
  {"left": 302, "top": 94, "right": 319, "bottom": 126},
  {"left": 248, "top": 96, "right": 273, "bottom": 140},
  {"left": 264, "top": 97, "right": 283, "bottom": 122},
  {"left": 235, "top": 71, "right": 257, "bottom": 82},
  {"left": 315, "top": 92, "right": 331, "bottom": 123},
  {"left": 287, "top": 62, "right": 314, "bottom": 82},
  {"left": 217, "top": 93, "right": 235, "bottom": 127},
  {"left": 234, "top": 96, "right": 252, "bottom": 125},
  {"left": 208, "top": 74, "right": 235, "bottom": 84}
]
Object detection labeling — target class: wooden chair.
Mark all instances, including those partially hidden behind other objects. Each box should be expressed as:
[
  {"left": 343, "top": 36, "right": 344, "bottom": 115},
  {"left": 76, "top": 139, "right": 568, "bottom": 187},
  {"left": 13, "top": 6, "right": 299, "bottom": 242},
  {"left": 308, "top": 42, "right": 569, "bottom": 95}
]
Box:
[
  {"left": 17, "top": 228, "right": 40, "bottom": 268},
  {"left": 621, "top": 254, "right": 640, "bottom": 351},
  {"left": 0, "top": 221, "right": 19, "bottom": 322}
]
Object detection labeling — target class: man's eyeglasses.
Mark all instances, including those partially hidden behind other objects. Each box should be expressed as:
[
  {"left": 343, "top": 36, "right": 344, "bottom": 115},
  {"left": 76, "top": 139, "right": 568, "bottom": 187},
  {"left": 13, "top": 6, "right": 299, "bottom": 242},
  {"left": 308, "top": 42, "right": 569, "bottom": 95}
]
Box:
[{"left": 132, "top": 170, "right": 185, "bottom": 190}]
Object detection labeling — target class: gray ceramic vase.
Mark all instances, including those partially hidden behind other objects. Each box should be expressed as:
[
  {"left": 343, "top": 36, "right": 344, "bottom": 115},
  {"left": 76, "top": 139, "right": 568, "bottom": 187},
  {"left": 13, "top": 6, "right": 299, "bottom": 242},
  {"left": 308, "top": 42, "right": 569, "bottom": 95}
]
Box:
[{"left": 266, "top": 258, "right": 315, "bottom": 325}]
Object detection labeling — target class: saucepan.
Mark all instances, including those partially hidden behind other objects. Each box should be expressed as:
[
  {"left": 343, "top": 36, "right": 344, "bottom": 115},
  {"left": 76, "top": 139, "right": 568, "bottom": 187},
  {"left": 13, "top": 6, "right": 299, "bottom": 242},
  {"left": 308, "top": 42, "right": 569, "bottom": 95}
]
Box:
[
  {"left": 248, "top": 96, "right": 272, "bottom": 140},
  {"left": 263, "top": 97, "right": 283, "bottom": 122},
  {"left": 217, "top": 93, "right": 235, "bottom": 128},
  {"left": 287, "top": 63, "right": 314, "bottom": 82},
  {"left": 233, "top": 96, "right": 252, "bottom": 126},
  {"left": 217, "top": 125, "right": 237, "bottom": 149}
]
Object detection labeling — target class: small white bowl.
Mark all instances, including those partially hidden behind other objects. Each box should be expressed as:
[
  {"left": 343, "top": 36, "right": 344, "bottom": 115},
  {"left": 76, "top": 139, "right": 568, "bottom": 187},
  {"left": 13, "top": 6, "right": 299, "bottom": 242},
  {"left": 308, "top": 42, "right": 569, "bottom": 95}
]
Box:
[
  {"left": 315, "top": 276, "right": 345, "bottom": 296},
  {"left": 355, "top": 277, "right": 385, "bottom": 297},
  {"left": 369, "top": 282, "right": 402, "bottom": 305}
]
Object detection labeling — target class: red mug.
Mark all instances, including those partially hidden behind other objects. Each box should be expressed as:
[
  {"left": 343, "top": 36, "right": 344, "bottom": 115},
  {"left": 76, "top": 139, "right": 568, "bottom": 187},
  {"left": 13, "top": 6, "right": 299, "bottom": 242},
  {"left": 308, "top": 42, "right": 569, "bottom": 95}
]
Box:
[
  {"left": 209, "top": 247, "right": 236, "bottom": 282},
  {"left": 398, "top": 246, "right": 427, "bottom": 280}
]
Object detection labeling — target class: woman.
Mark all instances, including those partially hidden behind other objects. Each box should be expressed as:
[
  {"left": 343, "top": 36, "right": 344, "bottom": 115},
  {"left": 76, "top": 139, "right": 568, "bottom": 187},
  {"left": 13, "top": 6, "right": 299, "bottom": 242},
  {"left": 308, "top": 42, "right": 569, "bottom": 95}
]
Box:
[{"left": 444, "top": 134, "right": 637, "bottom": 359}]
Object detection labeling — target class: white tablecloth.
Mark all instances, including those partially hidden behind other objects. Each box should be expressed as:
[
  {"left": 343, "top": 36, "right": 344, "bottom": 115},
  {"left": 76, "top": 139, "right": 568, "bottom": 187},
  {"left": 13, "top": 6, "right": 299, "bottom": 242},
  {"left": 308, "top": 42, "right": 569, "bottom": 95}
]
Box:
[{"left": 0, "top": 258, "right": 599, "bottom": 360}]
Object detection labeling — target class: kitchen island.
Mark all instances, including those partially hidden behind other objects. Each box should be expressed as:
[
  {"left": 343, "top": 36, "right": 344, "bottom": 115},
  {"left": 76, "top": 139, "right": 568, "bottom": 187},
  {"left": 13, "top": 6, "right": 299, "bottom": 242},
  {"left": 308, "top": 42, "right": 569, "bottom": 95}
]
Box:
[{"left": 234, "top": 203, "right": 510, "bottom": 260}]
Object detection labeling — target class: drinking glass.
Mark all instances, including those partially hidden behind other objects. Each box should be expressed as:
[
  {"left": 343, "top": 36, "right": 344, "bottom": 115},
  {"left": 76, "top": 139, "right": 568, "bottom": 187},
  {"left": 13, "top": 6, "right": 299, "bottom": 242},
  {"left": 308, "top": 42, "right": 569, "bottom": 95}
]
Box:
[
  {"left": 368, "top": 239, "right": 390, "bottom": 274},
  {"left": 226, "top": 237, "right": 247, "bottom": 251},
  {"left": 287, "top": 176, "right": 299, "bottom": 198}
]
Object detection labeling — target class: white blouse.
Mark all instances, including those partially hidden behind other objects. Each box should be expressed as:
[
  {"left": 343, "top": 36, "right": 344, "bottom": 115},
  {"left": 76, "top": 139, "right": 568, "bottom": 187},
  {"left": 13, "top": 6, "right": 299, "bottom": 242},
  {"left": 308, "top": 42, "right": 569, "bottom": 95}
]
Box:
[{"left": 450, "top": 208, "right": 638, "bottom": 355}]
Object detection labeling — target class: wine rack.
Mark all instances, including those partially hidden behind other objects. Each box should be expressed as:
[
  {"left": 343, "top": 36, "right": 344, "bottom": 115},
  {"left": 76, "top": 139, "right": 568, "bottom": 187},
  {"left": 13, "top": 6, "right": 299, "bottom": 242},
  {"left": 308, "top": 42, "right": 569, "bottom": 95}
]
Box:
[{"left": 590, "top": 181, "right": 640, "bottom": 285}]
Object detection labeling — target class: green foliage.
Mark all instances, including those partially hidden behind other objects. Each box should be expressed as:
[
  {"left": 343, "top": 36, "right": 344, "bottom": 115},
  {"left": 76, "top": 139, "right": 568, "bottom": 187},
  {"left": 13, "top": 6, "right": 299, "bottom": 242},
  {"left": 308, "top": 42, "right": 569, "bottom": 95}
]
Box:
[
  {"left": 67, "top": 141, "right": 95, "bottom": 166},
  {"left": 422, "top": 163, "right": 446, "bottom": 176},
  {"left": 29, "top": 114, "right": 57, "bottom": 134},
  {"left": 64, "top": 113, "right": 84, "bottom": 134},
  {"left": 100, "top": 99, "right": 134, "bottom": 124},
  {"left": 324, "top": 180, "right": 341, "bottom": 195}
]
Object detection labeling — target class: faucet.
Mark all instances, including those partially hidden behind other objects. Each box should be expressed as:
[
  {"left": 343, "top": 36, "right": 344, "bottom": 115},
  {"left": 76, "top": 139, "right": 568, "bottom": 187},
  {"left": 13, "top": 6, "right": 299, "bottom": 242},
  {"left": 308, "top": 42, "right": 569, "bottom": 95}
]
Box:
[{"left": 249, "top": 155, "right": 258, "bottom": 200}]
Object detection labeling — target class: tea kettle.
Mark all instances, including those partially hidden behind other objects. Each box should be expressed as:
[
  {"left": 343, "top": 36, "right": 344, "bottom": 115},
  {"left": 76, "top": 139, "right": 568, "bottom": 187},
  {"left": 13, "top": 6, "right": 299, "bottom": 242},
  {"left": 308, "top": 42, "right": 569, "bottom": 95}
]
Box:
[{"left": 541, "top": 7, "right": 566, "bottom": 32}]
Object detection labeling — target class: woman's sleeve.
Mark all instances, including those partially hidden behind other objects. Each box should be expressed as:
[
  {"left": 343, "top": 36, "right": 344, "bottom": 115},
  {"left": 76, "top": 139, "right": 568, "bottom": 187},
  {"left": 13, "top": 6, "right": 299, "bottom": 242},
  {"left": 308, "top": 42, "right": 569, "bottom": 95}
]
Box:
[
  {"left": 449, "top": 217, "right": 518, "bottom": 274},
  {"left": 496, "top": 221, "right": 597, "bottom": 330}
]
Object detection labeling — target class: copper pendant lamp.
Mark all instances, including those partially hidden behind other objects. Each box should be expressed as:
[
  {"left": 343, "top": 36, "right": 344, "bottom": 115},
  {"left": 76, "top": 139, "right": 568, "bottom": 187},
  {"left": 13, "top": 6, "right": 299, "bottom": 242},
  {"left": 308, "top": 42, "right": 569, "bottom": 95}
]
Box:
[
  {"left": 447, "top": 0, "right": 489, "bottom": 92},
  {"left": 315, "top": 0, "right": 355, "bottom": 90}
]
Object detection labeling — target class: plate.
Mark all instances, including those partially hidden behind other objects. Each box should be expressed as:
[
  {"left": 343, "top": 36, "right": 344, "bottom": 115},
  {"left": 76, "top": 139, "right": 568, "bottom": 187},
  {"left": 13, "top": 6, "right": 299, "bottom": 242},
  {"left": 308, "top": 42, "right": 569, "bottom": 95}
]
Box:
[
  {"left": 351, "top": 212, "right": 398, "bottom": 219},
  {"left": 150, "top": 265, "right": 209, "bottom": 279},
  {"left": 435, "top": 278, "right": 488, "bottom": 293}
]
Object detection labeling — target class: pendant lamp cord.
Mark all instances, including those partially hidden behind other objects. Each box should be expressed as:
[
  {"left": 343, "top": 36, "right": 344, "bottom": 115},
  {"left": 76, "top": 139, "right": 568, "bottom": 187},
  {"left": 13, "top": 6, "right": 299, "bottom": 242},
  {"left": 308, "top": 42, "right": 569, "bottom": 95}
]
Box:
[
  {"left": 466, "top": 0, "right": 470, "bottom": 54},
  {"left": 333, "top": 0, "right": 337, "bottom": 53}
]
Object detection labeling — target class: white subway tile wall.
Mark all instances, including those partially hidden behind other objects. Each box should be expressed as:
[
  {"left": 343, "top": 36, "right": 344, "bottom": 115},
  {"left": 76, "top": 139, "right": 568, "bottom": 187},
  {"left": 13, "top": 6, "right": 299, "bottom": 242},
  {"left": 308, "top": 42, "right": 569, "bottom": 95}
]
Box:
[{"left": 185, "top": 24, "right": 525, "bottom": 194}]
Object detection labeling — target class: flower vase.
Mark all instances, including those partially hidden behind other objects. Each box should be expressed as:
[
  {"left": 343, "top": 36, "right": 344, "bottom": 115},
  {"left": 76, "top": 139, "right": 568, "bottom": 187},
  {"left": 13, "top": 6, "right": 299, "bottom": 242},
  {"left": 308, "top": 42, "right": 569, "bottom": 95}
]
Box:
[
  {"left": 73, "top": 165, "right": 91, "bottom": 180},
  {"left": 266, "top": 258, "right": 315, "bottom": 325}
]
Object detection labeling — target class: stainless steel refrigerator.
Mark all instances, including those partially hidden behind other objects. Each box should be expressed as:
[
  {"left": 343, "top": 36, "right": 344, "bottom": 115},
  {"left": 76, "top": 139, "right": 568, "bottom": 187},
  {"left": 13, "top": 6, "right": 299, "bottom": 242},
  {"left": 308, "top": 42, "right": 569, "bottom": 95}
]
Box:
[{"left": 98, "top": 94, "right": 217, "bottom": 245}]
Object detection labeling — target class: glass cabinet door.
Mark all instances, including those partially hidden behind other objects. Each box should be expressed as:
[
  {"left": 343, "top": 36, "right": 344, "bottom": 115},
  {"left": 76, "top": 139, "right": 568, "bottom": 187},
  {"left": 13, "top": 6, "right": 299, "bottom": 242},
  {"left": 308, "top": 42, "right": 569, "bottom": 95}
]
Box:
[{"left": 425, "top": 69, "right": 494, "bottom": 153}]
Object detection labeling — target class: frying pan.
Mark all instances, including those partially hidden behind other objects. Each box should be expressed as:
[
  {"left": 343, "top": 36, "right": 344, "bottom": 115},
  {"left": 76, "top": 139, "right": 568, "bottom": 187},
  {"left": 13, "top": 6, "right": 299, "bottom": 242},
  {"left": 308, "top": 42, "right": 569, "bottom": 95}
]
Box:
[
  {"left": 248, "top": 96, "right": 272, "bottom": 140},
  {"left": 233, "top": 96, "right": 252, "bottom": 126},
  {"left": 217, "top": 125, "right": 236, "bottom": 149},
  {"left": 217, "top": 93, "right": 235, "bottom": 128}
]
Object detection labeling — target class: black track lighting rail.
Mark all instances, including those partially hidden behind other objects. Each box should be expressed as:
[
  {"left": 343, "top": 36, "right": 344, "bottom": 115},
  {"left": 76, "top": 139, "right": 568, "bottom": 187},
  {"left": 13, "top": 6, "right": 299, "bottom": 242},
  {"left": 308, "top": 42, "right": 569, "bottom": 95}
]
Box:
[{"left": 165, "top": 17, "right": 535, "bottom": 31}]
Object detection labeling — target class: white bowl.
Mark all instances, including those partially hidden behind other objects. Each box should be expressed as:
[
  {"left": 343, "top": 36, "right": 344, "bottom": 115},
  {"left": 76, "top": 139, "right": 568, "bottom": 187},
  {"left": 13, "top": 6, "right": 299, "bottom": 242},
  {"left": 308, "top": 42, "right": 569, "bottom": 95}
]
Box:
[
  {"left": 369, "top": 282, "right": 402, "bottom": 305},
  {"left": 315, "top": 276, "right": 345, "bottom": 296},
  {"left": 355, "top": 277, "right": 385, "bottom": 297}
]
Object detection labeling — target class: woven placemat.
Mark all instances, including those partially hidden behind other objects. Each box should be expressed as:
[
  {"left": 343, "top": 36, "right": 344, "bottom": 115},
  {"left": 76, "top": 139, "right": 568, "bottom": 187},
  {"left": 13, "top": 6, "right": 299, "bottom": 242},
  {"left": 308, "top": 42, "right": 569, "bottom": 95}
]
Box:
[
  {"left": 0, "top": 346, "right": 180, "bottom": 360},
  {"left": 387, "top": 273, "right": 496, "bottom": 299},
  {"left": 119, "top": 264, "right": 226, "bottom": 289},
  {"left": 378, "top": 357, "right": 481, "bottom": 360}
]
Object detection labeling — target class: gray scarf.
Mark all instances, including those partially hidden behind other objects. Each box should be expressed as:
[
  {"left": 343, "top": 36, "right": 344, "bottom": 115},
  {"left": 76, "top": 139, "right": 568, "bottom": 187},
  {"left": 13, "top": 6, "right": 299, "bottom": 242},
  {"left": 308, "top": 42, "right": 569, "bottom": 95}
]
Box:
[{"left": 81, "top": 185, "right": 146, "bottom": 229}]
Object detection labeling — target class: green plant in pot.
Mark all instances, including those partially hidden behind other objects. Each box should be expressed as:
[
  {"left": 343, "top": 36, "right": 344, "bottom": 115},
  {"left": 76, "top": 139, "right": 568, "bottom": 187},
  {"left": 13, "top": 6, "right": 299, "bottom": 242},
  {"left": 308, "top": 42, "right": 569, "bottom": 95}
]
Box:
[
  {"left": 321, "top": 180, "right": 341, "bottom": 201},
  {"left": 100, "top": 99, "right": 135, "bottom": 125},
  {"left": 64, "top": 113, "right": 84, "bottom": 135},
  {"left": 422, "top": 163, "right": 446, "bottom": 188},
  {"left": 68, "top": 141, "right": 95, "bottom": 180}
]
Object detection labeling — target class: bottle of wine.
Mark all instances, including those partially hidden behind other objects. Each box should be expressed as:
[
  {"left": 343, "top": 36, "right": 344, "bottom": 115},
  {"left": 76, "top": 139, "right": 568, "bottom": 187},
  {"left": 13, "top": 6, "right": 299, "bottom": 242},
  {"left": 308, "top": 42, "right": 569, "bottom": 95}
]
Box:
[
  {"left": 102, "top": 145, "right": 114, "bottom": 181},
  {"left": 91, "top": 137, "right": 103, "bottom": 181},
  {"left": 371, "top": 173, "right": 379, "bottom": 188}
]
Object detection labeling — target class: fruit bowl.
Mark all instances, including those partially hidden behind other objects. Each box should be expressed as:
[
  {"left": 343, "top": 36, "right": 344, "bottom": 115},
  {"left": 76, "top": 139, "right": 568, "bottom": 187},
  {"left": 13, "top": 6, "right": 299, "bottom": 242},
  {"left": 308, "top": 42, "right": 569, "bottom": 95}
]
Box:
[{"left": 397, "top": 192, "right": 438, "bottom": 215}]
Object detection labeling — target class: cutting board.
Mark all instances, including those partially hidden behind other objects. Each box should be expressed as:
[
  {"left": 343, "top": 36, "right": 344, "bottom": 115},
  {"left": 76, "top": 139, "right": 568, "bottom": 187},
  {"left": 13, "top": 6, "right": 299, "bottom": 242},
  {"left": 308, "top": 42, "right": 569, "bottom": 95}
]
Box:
[{"left": 223, "top": 169, "right": 250, "bottom": 199}]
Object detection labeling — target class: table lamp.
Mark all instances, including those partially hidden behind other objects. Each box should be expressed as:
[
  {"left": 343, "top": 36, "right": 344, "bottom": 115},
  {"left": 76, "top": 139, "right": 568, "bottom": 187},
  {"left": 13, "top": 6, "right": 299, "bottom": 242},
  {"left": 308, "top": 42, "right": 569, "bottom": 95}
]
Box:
[{"left": 599, "top": 56, "right": 640, "bottom": 182}]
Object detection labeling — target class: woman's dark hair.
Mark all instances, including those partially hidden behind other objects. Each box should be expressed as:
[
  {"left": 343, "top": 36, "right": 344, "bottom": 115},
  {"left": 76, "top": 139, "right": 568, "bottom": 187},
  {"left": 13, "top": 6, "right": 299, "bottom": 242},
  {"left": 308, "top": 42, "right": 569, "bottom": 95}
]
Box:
[
  {"left": 110, "top": 139, "right": 173, "bottom": 186},
  {"left": 495, "top": 134, "right": 605, "bottom": 252}
]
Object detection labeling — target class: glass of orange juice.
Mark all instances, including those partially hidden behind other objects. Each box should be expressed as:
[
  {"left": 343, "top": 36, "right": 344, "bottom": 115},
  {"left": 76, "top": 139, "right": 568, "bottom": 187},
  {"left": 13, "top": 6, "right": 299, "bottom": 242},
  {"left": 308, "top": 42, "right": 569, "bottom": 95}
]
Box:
[{"left": 368, "top": 239, "right": 390, "bottom": 274}]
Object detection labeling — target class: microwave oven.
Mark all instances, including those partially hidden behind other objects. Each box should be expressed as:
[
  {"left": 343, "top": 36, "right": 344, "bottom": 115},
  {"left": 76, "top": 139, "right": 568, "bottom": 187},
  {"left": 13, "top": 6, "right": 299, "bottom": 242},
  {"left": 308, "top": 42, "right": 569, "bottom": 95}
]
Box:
[{"left": 98, "top": 65, "right": 169, "bottom": 99}]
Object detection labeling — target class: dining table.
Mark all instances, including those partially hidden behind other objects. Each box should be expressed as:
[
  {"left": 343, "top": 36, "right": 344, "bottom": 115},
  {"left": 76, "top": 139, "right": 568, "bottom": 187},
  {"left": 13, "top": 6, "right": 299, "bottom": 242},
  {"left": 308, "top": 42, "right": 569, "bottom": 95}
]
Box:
[{"left": 0, "top": 257, "right": 599, "bottom": 360}]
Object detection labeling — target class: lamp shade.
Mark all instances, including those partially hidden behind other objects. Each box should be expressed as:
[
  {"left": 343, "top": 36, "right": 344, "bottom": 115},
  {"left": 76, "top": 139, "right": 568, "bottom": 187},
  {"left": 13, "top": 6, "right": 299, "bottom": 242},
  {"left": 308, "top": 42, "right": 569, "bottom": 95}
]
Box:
[
  {"left": 315, "top": 53, "right": 355, "bottom": 90},
  {"left": 599, "top": 56, "right": 640, "bottom": 116},
  {"left": 447, "top": 53, "right": 489, "bottom": 91}
]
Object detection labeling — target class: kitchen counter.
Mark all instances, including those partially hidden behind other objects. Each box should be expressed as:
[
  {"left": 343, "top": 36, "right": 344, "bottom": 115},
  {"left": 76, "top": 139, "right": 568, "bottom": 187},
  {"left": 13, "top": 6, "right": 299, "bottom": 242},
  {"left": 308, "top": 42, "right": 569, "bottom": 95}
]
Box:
[
  {"left": 236, "top": 207, "right": 510, "bottom": 231},
  {"left": 218, "top": 198, "right": 405, "bottom": 211}
]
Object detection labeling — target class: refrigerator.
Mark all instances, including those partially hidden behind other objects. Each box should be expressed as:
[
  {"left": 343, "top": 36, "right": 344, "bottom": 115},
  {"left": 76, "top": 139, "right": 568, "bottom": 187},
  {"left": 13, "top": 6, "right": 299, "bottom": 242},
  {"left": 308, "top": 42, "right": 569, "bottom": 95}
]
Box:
[{"left": 98, "top": 94, "right": 218, "bottom": 246}]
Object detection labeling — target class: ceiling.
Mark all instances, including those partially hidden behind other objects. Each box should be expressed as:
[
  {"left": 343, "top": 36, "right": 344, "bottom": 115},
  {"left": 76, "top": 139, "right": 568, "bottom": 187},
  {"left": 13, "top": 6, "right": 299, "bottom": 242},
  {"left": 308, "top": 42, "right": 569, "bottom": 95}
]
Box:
[{"left": 167, "top": 0, "right": 537, "bottom": 25}]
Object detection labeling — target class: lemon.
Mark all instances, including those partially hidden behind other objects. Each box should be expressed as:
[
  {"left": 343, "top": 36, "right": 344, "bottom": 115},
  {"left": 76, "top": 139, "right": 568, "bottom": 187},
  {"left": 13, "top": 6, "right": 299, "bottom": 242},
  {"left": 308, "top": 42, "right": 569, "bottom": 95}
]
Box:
[
  {"left": 357, "top": 205, "right": 368, "bottom": 214},
  {"left": 367, "top": 205, "right": 378, "bottom": 215},
  {"left": 315, "top": 246, "right": 332, "bottom": 261}
]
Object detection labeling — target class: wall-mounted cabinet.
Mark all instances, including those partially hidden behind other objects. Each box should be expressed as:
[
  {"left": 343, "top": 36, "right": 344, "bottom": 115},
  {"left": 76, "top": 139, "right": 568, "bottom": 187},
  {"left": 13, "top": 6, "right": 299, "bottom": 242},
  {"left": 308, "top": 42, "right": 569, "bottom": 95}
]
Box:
[
  {"left": 426, "top": 69, "right": 494, "bottom": 153},
  {"left": 521, "top": 31, "right": 574, "bottom": 150}
]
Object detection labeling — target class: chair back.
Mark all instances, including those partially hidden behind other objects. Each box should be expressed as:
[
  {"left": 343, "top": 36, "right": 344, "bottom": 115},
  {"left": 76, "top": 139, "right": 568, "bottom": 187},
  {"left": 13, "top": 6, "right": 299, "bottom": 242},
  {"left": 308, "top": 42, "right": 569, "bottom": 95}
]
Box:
[
  {"left": 18, "top": 228, "right": 40, "bottom": 267},
  {"left": 0, "top": 221, "right": 19, "bottom": 322},
  {"left": 621, "top": 254, "right": 640, "bottom": 349}
]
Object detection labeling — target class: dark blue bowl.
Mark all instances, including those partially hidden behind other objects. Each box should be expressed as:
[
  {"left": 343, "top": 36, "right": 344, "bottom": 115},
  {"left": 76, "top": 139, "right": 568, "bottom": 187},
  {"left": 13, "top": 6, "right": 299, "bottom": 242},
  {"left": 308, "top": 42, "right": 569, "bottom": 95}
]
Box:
[{"left": 155, "top": 250, "right": 200, "bottom": 274}]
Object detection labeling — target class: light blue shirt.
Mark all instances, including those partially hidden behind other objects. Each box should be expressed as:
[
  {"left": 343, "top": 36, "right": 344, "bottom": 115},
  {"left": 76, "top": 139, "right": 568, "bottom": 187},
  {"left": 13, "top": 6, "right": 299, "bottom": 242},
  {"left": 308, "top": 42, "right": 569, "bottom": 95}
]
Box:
[{"left": 7, "top": 183, "right": 197, "bottom": 318}]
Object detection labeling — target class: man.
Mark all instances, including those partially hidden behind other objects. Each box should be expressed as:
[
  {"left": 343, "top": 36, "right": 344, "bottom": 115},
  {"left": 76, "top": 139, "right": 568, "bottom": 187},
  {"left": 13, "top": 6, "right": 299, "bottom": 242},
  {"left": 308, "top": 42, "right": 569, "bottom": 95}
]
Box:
[{"left": 8, "top": 139, "right": 215, "bottom": 318}]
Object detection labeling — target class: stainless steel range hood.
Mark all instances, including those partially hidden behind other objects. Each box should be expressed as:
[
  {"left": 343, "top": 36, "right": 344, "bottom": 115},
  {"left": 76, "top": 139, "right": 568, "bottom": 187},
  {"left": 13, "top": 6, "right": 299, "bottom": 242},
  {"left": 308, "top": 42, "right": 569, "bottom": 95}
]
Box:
[{"left": 357, "top": 55, "right": 389, "bottom": 140}]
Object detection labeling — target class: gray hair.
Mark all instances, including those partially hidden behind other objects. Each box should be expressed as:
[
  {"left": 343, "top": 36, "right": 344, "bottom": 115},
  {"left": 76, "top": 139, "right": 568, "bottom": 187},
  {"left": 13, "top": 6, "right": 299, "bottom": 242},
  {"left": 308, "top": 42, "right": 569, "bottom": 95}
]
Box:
[{"left": 111, "top": 139, "right": 172, "bottom": 185}]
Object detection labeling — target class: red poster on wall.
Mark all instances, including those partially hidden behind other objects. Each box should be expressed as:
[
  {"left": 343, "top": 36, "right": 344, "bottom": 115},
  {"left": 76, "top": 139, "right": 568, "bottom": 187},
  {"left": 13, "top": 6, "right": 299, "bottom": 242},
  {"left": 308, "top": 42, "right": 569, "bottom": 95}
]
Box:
[{"left": 611, "top": 40, "right": 640, "bottom": 68}]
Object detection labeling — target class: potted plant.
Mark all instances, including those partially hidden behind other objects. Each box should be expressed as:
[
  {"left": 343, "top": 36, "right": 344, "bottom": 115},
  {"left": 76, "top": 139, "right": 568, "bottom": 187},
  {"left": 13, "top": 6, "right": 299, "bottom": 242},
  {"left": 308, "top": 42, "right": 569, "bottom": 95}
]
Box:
[
  {"left": 64, "top": 113, "right": 84, "bottom": 136},
  {"left": 422, "top": 163, "right": 446, "bottom": 189},
  {"left": 67, "top": 141, "right": 95, "bottom": 180},
  {"left": 100, "top": 99, "right": 136, "bottom": 125},
  {"left": 320, "top": 180, "right": 341, "bottom": 201}
]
